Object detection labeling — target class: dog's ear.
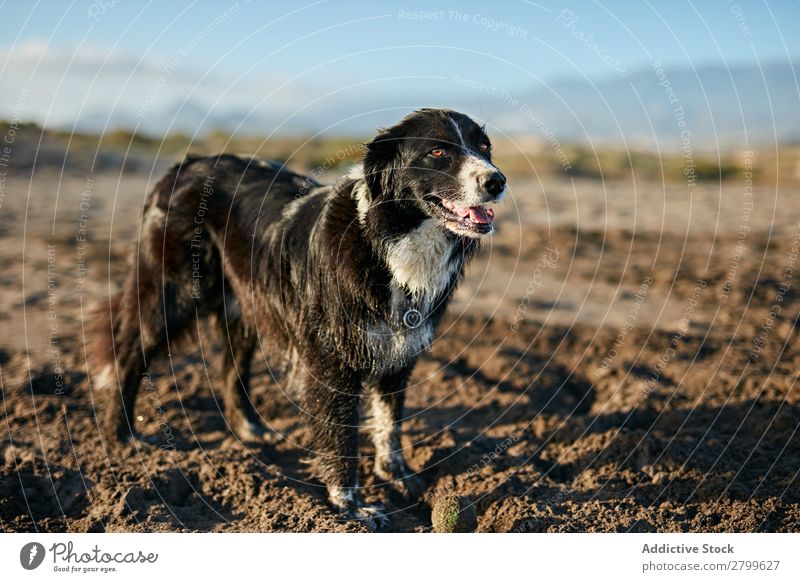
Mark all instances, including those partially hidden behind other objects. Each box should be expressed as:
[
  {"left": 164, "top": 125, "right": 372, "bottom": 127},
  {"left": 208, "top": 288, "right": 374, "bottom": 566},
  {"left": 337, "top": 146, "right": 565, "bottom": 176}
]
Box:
[{"left": 362, "top": 127, "right": 401, "bottom": 200}]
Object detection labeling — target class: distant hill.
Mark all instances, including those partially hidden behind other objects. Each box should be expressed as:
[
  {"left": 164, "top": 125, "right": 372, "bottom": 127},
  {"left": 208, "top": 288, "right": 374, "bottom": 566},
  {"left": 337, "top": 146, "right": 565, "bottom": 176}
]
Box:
[
  {"left": 479, "top": 62, "right": 800, "bottom": 149},
  {"left": 122, "top": 61, "right": 800, "bottom": 149},
  {"left": 5, "top": 55, "right": 798, "bottom": 149}
]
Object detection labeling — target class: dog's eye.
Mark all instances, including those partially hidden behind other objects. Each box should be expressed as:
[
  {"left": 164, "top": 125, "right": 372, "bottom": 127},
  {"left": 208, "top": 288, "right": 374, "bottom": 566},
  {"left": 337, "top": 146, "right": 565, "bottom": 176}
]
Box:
[
  {"left": 479, "top": 143, "right": 490, "bottom": 153},
  {"left": 429, "top": 147, "right": 446, "bottom": 158}
]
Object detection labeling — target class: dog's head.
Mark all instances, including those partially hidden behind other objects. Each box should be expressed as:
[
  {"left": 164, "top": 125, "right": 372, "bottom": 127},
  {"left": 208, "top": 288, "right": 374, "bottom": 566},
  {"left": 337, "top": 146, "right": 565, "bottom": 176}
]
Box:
[{"left": 362, "top": 108, "right": 506, "bottom": 238}]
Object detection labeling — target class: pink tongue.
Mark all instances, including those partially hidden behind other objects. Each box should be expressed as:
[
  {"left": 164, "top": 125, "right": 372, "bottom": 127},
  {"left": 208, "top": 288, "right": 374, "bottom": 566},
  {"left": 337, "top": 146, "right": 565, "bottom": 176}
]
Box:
[{"left": 468, "top": 206, "right": 493, "bottom": 224}]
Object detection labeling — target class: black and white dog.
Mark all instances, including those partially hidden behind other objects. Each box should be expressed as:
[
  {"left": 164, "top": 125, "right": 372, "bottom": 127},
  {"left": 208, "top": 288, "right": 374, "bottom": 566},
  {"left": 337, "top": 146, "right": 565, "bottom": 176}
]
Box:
[{"left": 90, "top": 108, "right": 506, "bottom": 526}]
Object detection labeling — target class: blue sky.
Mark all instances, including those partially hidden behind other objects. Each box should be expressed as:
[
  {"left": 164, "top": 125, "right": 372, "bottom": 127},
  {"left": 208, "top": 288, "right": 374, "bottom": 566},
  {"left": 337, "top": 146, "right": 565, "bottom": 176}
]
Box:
[
  {"left": 5, "top": 1, "right": 798, "bottom": 81},
  {"left": 2, "top": 0, "right": 798, "bottom": 136}
]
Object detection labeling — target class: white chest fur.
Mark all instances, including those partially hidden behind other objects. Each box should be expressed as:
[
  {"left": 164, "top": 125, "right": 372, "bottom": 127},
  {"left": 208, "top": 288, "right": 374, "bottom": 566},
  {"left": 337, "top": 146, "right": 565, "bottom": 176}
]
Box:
[
  {"left": 385, "top": 219, "right": 457, "bottom": 302},
  {"left": 362, "top": 219, "right": 461, "bottom": 373}
]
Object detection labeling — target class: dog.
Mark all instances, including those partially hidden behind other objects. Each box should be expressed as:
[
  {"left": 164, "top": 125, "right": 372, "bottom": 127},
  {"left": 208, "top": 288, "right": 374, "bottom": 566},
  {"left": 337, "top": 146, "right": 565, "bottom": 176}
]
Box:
[{"left": 89, "top": 108, "right": 507, "bottom": 526}]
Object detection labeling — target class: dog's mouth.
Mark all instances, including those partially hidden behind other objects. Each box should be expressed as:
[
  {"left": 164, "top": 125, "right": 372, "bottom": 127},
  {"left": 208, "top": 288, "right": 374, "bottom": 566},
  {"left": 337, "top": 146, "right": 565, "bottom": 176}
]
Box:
[{"left": 424, "top": 195, "right": 495, "bottom": 236}]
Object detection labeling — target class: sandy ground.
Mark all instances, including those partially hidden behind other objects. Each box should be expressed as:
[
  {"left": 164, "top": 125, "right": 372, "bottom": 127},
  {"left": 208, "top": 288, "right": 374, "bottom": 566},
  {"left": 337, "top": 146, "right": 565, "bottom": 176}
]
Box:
[{"left": 1, "top": 152, "right": 799, "bottom": 532}]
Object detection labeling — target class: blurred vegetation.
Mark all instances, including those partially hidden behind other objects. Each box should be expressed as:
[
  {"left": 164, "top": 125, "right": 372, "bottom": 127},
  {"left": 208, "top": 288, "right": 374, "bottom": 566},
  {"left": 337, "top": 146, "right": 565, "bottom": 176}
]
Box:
[
  {"left": 1, "top": 120, "right": 799, "bottom": 185},
  {"left": 493, "top": 143, "right": 758, "bottom": 183}
]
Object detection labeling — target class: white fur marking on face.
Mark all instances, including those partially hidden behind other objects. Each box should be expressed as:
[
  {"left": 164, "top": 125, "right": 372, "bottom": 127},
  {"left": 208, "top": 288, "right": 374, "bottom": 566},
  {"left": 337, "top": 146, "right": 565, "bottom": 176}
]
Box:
[
  {"left": 448, "top": 116, "right": 466, "bottom": 148},
  {"left": 457, "top": 155, "right": 500, "bottom": 206},
  {"left": 385, "top": 219, "right": 456, "bottom": 300}
]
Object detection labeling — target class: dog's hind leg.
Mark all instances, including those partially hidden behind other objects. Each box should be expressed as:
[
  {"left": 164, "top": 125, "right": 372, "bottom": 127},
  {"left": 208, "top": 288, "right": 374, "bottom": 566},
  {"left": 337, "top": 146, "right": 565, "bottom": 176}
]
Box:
[
  {"left": 104, "top": 342, "right": 157, "bottom": 446},
  {"left": 101, "top": 281, "right": 170, "bottom": 446},
  {"left": 218, "top": 313, "right": 267, "bottom": 442},
  {"left": 366, "top": 368, "right": 421, "bottom": 499},
  {"left": 101, "top": 252, "right": 192, "bottom": 446}
]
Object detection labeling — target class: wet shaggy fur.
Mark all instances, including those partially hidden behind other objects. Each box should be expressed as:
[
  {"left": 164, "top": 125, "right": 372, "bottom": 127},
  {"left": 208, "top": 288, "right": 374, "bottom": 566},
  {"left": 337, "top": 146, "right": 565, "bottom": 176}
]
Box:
[{"left": 88, "top": 108, "right": 507, "bottom": 526}]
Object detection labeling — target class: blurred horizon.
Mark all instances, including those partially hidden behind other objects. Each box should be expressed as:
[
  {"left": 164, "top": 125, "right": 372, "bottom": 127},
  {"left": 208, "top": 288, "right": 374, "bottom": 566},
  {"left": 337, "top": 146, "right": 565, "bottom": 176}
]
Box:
[{"left": 2, "top": 1, "right": 800, "bottom": 149}]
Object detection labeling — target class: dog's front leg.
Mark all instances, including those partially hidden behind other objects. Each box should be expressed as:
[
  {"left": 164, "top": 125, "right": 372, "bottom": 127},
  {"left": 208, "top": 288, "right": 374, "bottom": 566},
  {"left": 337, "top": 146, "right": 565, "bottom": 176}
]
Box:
[
  {"left": 296, "top": 359, "right": 388, "bottom": 528},
  {"left": 366, "top": 367, "right": 422, "bottom": 499}
]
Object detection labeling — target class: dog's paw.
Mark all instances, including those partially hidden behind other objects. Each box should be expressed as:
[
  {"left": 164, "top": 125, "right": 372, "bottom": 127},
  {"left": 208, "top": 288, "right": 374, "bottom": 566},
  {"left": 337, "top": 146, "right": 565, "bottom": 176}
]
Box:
[
  {"left": 130, "top": 430, "right": 179, "bottom": 451},
  {"left": 236, "top": 419, "right": 268, "bottom": 443},
  {"left": 329, "top": 486, "right": 390, "bottom": 530},
  {"left": 102, "top": 424, "right": 158, "bottom": 449},
  {"left": 350, "top": 503, "right": 390, "bottom": 530}
]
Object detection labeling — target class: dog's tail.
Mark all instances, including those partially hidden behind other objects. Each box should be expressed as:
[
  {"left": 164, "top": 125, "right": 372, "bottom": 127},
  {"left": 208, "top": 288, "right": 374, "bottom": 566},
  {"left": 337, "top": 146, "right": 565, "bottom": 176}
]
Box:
[{"left": 85, "top": 291, "right": 123, "bottom": 391}]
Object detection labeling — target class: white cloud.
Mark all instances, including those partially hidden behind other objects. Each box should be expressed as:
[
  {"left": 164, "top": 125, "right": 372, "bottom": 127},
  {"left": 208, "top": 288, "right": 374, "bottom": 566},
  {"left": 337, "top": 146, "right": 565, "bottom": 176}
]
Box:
[{"left": 0, "top": 40, "right": 317, "bottom": 134}]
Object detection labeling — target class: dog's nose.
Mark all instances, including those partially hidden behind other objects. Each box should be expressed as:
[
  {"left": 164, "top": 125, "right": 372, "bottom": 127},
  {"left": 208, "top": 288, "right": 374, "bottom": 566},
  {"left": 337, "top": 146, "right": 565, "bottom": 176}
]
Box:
[{"left": 483, "top": 172, "right": 506, "bottom": 197}]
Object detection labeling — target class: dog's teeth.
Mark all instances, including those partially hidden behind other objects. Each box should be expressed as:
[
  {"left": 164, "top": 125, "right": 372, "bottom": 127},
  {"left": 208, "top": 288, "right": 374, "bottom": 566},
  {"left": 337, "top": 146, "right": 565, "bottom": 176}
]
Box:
[{"left": 440, "top": 198, "right": 469, "bottom": 217}]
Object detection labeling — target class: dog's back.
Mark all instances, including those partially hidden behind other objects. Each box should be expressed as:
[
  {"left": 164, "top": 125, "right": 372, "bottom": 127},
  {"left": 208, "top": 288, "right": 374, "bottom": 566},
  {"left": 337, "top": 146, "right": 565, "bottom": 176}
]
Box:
[{"left": 88, "top": 154, "right": 319, "bottom": 441}]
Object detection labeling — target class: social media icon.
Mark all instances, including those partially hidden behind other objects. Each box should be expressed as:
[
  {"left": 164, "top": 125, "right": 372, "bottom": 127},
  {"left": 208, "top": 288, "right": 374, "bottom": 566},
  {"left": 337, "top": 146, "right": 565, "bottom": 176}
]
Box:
[{"left": 20, "top": 542, "right": 46, "bottom": 570}]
